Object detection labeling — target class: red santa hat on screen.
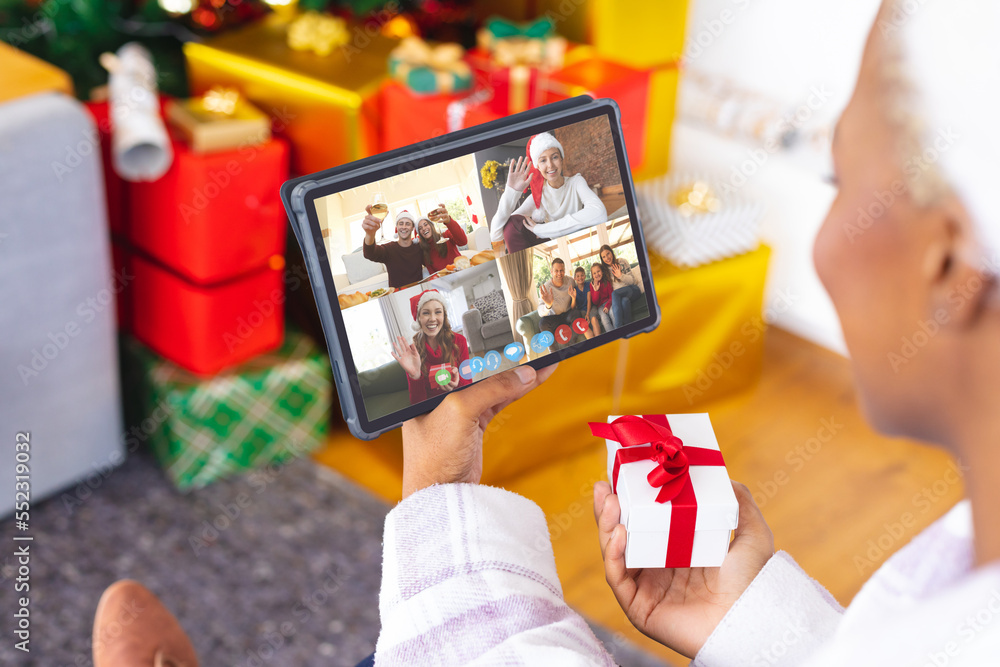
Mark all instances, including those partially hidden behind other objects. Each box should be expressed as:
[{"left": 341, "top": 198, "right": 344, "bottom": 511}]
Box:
[
  {"left": 525, "top": 132, "right": 564, "bottom": 222},
  {"left": 395, "top": 209, "right": 415, "bottom": 235},
  {"left": 409, "top": 289, "right": 445, "bottom": 331}
]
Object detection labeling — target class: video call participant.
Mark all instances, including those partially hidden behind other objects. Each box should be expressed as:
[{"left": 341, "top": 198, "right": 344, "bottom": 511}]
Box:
[
  {"left": 490, "top": 132, "right": 608, "bottom": 254},
  {"left": 569, "top": 266, "right": 595, "bottom": 340},
  {"left": 362, "top": 208, "right": 424, "bottom": 289},
  {"left": 600, "top": 244, "right": 644, "bottom": 329},
  {"left": 588, "top": 262, "right": 613, "bottom": 336},
  {"left": 417, "top": 204, "right": 469, "bottom": 274},
  {"left": 537, "top": 258, "right": 576, "bottom": 348},
  {"left": 391, "top": 289, "right": 471, "bottom": 404}
]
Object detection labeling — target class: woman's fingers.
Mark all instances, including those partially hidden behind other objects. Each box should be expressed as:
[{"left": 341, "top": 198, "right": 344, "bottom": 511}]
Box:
[
  {"left": 603, "top": 524, "right": 638, "bottom": 613},
  {"left": 593, "top": 482, "right": 621, "bottom": 558},
  {"left": 729, "top": 481, "right": 775, "bottom": 556}
]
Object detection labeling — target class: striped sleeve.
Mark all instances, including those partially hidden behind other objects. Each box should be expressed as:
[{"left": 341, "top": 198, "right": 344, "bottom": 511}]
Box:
[{"left": 375, "top": 484, "right": 616, "bottom": 666}]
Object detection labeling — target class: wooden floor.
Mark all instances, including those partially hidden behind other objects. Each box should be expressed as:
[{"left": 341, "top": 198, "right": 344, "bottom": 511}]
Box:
[{"left": 314, "top": 328, "right": 964, "bottom": 665}]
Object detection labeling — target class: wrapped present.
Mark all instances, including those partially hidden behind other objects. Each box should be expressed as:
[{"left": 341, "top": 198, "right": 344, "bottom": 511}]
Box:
[
  {"left": 468, "top": 16, "right": 568, "bottom": 115},
  {"left": 637, "top": 174, "right": 764, "bottom": 268},
  {"left": 129, "top": 249, "right": 285, "bottom": 376},
  {"left": 379, "top": 82, "right": 502, "bottom": 151},
  {"left": 543, "top": 57, "right": 652, "bottom": 171},
  {"left": 388, "top": 37, "right": 472, "bottom": 95},
  {"left": 0, "top": 42, "right": 73, "bottom": 104},
  {"left": 121, "top": 329, "right": 331, "bottom": 490},
  {"left": 184, "top": 14, "right": 401, "bottom": 175},
  {"left": 472, "top": 0, "right": 688, "bottom": 69},
  {"left": 84, "top": 101, "right": 128, "bottom": 236},
  {"left": 592, "top": 414, "right": 738, "bottom": 569},
  {"left": 127, "top": 128, "right": 288, "bottom": 285},
  {"left": 165, "top": 89, "right": 272, "bottom": 154}
]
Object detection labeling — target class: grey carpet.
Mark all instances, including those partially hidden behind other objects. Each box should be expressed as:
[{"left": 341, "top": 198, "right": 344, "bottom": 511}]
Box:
[{"left": 0, "top": 451, "right": 669, "bottom": 666}]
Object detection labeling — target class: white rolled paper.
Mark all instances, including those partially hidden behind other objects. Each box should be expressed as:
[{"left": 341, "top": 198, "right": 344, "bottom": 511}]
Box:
[{"left": 108, "top": 42, "right": 173, "bottom": 182}]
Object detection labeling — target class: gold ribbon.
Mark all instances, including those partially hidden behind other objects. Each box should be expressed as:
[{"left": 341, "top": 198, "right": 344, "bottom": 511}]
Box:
[
  {"left": 389, "top": 36, "right": 471, "bottom": 94},
  {"left": 200, "top": 87, "right": 240, "bottom": 116},
  {"left": 287, "top": 12, "right": 350, "bottom": 57}
]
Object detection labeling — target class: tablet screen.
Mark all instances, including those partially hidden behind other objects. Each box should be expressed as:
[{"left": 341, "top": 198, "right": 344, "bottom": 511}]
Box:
[{"left": 311, "top": 113, "right": 648, "bottom": 422}]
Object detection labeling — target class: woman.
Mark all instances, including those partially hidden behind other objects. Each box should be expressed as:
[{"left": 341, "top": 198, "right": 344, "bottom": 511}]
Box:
[
  {"left": 372, "top": 2, "right": 1000, "bottom": 665},
  {"left": 599, "top": 244, "right": 644, "bottom": 329},
  {"left": 588, "top": 262, "right": 613, "bottom": 337},
  {"left": 390, "top": 289, "right": 471, "bottom": 404},
  {"left": 416, "top": 204, "right": 468, "bottom": 274},
  {"left": 489, "top": 132, "right": 607, "bottom": 254}
]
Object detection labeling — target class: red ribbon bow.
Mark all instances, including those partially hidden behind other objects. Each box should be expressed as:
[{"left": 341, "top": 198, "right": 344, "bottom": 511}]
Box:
[{"left": 589, "top": 414, "right": 726, "bottom": 567}]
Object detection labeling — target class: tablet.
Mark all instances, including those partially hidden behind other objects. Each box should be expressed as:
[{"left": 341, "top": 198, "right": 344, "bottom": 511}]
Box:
[{"left": 281, "top": 96, "right": 660, "bottom": 440}]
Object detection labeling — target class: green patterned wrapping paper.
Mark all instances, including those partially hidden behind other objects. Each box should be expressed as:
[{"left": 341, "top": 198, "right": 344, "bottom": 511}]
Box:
[{"left": 121, "top": 330, "right": 332, "bottom": 490}]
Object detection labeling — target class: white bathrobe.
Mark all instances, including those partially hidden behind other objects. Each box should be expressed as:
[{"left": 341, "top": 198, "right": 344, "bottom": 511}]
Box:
[
  {"left": 489, "top": 173, "right": 607, "bottom": 243},
  {"left": 375, "top": 484, "right": 1000, "bottom": 666}
]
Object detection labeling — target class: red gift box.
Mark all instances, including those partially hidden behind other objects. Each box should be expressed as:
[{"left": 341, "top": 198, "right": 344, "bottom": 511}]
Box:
[
  {"left": 380, "top": 81, "right": 503, "bottom": 152},
  {"left": 84, "top": 101, "right": 128, "bottom": 237},
  {"left": 129, "top": 248, "right": 285, "bottom": 376},
  {"left": 467, "top": 48, "right": 546, "bottom": 116},
  {"left": 127, "top": 133, "right": 289, "bottom": 286},
  {"left": 543, "top": 58, "right": 652, "bottom": 171}
]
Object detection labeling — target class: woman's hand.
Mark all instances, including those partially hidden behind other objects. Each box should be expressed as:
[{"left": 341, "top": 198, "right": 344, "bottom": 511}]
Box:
[
  {"left": 610, "top": 262, "right": 623, "bottom": 280},
  {"left": 593, "top": 481, "right": 774, "bottom": 659},
  {"left": 391, "top": 335, "right": 422, "bottom": 380},
  {"left": 603, "top": 305, "right": 610, "bottom": 314},
  {"left": 507, "top": 155, "right": 532, "bottom": 192},
  {"left": 444, "top": 367, "right": 460, "bottom": 391},
  {"left": 401, "top": 364, "right": 557, "bottom": 498}
]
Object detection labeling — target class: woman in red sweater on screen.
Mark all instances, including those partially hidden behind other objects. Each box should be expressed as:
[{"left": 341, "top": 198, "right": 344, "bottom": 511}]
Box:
[
  {"left": 417, "top": 204, "right": 469, "bottom": 274},
  {"left": 391, "top": 289, "right": 472, "bottom": 404}
]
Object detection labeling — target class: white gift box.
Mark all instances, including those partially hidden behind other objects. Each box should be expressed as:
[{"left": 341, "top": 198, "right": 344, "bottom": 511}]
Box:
[
  {"left": 605, "top": 414, "right": 739, "bottom": 569},
  {"left": 636, "top": 174, "right": 764, "bottom": 269}
]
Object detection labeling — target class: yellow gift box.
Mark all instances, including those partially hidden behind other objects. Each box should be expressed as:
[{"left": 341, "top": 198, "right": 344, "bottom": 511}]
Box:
[
  {"left": 165, "top": 91, "right": 272, "bottom": 154},
  {"left": 184, "top": 15, "right": 400, "bottom": 175},
  {"left": 0, "top": 42, "right": 73, "bottom": 104}
]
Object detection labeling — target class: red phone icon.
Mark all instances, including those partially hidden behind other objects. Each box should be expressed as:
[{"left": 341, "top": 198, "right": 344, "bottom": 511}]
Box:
[
  {"left": 572, "top": 318, "right": 588, "bottom": 334},
  {"left": 556, "top": 324, "right": 572, "bottom": 344}
]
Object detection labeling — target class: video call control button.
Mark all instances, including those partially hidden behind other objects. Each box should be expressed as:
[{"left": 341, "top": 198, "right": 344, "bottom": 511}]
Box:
[
  {"left": 503, "top": 342, "right": 525, "bottom": 362},
  {"left": 531, "top": 331, "right": 554, "bottom": 353},
  {"left": 459, "top": 359, "right": 475, "bottom": 380},
  {"left": 484, "top": 350, "right": 502, "bottom": 371},
  {"left": 434, "top": 368, "right": 451, "bottom": 387},
  {"left": 555, "top": 324, "right": 572, "bottom": 345},
  {"left": 470, "top": 357, "right": 485, "bottom": 374},
  {"left": 572, "top": 318, "right": 589, "bottom": 335}
]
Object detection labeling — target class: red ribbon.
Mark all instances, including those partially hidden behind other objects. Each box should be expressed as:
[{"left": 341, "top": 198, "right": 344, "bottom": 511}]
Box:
[{"left": 589, "top": 414, "right": 725, "bottom": 567}]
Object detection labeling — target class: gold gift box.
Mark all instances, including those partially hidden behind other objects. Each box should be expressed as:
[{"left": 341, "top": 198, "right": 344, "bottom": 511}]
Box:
[
  {"left": 165, "top": 94, "right": 271, "bottom": 153},
  {"left": 184, "top": 15, "right": 400, "bottom": 175},
  {"left": 0, "top": 42, "right": 73, "bottom": 104}
]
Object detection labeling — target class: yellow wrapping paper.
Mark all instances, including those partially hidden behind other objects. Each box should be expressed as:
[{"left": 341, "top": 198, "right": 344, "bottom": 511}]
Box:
[
  {"left": 165, "top": 93, "right": 272, "bottom": 153},
  {"left": 320, "top": 245, "right": 770, "bottom": 486},
  {"left": 184, "top": 15, "right": 399, "bottom": 175},
  {"left": 0, "top": 42, "right": 73, "bottom": 104}
]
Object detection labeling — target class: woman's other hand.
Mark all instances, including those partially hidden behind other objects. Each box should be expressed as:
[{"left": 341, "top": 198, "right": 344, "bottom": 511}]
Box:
[
  {"left": 593, "top": 481, "right": 774, "bottom": 658},
  {"left": 507, "top": 156, "right": 532, "bottom": 193}
]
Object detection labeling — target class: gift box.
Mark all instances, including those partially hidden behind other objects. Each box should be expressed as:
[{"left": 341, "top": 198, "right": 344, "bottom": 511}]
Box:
[
  {"left": 127, "top": 129, "right": 288, "bottom": 285},
  {"left": 472, "top": 0, "right": 688, "bottom": 69},
  {"left": 165, "top": 91, "right": 272, "bottom": 154},
  {"left": 388, "top": 37, "right": 473, "bottom": 95},
  {"left": 84, "top": 101, "right": 127, "bottom": 236},
  {"left": 543, "top": 57, "right": 651, "bottom": 171},
  {"left": 121, "top": 328, "right": 331, "bottom": 490},
  {"left": 0, "top": 42, "right": 73, "bottom": 104},
  {"left": 129, "top": 249, "right": 285, "bottom": 376},
  {"left": 637, "top": 174, "right": 763, "bottom": 268},
  {"left": 184, "top": 14, "right": 400, "bottom": 175},
  {"left": 593, "top": 414, "right": 739, "bottom": 569},
  {"left": 379, "top": 81, "right": 502, "bottom": 151}
]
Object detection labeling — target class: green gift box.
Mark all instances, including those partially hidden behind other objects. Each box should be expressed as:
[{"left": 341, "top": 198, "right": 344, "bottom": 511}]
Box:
[{"left": 121, "top": 329, "right": 332, "bottom": 491}]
